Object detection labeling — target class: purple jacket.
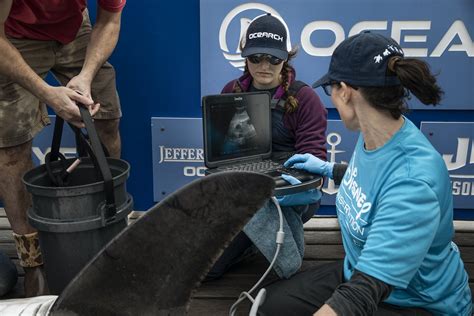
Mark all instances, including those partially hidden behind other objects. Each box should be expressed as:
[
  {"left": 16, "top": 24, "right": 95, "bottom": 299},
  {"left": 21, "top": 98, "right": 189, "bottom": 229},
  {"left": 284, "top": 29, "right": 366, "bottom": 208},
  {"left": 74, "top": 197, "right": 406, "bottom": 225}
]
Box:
[{"left": 222, "top": 72, "right": 328, "bottom": 160}]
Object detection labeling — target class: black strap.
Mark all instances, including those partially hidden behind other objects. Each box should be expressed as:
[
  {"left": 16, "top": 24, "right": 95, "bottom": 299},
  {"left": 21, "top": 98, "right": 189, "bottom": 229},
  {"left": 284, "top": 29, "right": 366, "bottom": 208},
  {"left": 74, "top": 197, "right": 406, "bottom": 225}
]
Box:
[
  {"left": 47, "top": 118, "right": 99, "bottom": 185},
  {"left": 49, "top": 117, "right": 64, "bottom": 161},
  {"left": 75, "top": 131, "right": 88, "bottom": 158},
  {"left": 271, "top": 80, "right": 308, "bottom": 111},
  {"left": 44, "top": 151, "right": 67, "bottom": 187},
  {"left": 46, "top": 107, "right": 117, "bottom": 219},
  {"left": 75, "top": 130, "right": 110, "bottom": 158},
  {"left": 78, "top": 106, "right": 116, "bottom": 219},
  {"left": 288, "top": 80, "right": 307, "bottom": 96},
  {"left": 45, "top": 117, "right": 67, "bottom": 186}
]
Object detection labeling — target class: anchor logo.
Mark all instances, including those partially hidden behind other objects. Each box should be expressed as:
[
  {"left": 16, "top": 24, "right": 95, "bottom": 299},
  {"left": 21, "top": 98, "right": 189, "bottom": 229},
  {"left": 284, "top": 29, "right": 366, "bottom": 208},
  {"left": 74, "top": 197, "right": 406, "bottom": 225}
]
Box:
[{"left": 323, "top": 133, "right": 345, "bottom": 195}]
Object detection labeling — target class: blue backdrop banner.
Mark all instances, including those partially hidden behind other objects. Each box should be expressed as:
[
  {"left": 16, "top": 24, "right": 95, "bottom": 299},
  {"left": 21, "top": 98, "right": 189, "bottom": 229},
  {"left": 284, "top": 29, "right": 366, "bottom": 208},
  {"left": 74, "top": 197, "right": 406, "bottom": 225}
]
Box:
[
  {"left": 420, "top": 122, "right": 474, "bottom": 209},
  {"left": 200, "top": 0, "right": 473, "bottom": 110}
]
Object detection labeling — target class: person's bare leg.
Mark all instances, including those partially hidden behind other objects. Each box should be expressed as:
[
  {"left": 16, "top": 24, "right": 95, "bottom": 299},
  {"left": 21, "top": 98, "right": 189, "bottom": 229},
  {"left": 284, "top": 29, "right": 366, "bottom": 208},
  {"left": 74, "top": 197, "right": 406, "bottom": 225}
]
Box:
[
  {"left": 94, "top": 118, "right": 121, "bottom": 158},
  {"left": 0, "top": 140, "right": 35, "bottom": 234},
  {"left": 0, "top": 140, "right": 49, "bottom": 297}
]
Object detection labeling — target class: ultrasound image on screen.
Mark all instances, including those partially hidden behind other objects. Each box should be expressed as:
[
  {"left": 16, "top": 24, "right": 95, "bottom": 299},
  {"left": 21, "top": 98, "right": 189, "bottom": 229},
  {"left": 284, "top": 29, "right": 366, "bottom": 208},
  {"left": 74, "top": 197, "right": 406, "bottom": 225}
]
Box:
[
  {"left": 223, "top": 104, "right": 257, "bottom": 153},
  {"left": 206, "top": 94, "right": 271, "bottom": 163}
]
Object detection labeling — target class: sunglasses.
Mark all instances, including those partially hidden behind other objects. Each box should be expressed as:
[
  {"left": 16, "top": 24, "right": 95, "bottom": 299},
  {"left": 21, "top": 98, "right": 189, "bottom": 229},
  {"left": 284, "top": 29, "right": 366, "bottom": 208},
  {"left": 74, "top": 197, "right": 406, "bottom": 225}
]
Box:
[
  {"left": 322, "top": 82, "right": 358, "bottom": 96},
  {"left": 247, "top": 54, "right": 284, "bottom": 65}
]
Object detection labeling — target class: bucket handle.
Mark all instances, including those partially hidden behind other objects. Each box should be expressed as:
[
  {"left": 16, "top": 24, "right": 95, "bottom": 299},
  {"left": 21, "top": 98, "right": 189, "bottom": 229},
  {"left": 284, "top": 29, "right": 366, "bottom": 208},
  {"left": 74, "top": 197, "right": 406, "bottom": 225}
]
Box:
[{"left": 46, "top": 105, "right": 117, "bottom": 220}]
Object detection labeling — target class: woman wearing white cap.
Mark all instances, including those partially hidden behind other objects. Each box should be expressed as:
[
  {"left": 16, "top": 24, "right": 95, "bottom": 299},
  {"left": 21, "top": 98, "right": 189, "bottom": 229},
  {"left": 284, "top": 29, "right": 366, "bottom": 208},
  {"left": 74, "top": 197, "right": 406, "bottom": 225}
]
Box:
[
  {"left": 206, "top": 13, "right": 328, "bottom": 281},
  {"left": 259, "top": 32, "right": 472, "bottom": 316}
]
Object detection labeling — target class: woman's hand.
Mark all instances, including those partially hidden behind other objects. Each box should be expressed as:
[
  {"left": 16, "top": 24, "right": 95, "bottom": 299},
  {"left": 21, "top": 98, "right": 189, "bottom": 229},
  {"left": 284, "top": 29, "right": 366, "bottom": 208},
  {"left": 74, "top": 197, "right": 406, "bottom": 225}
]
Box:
[
  {"left": 285, "top": 154, "right": 335, "bottom": 179},
  {"left": 276, "top": 174, "right": 322, "bottom": 206}
]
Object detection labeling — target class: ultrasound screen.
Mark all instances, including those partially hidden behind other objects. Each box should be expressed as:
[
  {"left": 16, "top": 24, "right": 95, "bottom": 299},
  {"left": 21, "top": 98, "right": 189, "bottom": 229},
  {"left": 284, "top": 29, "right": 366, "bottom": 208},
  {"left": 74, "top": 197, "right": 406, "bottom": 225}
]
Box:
[{"left": 203, "top": 92, "right": 271, "bottom": 164}]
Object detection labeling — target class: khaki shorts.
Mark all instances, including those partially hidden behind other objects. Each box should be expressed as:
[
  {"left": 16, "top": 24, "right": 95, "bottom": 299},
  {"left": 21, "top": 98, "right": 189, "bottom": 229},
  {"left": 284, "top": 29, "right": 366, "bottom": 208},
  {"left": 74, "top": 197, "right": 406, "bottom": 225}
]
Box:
[{"left": 0, "top": 9, "right": 122, "bottom": 148}]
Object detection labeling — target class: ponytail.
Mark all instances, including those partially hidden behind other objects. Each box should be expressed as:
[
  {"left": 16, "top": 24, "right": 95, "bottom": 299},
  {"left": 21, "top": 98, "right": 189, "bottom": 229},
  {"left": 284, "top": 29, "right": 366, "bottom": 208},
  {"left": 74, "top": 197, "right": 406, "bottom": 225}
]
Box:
[
  {"left": 388, "top": 57, "right": 443, "bottom": 106},
  {"left": 281, "top": 49, "right": 299, "bottom": 113},
  {"left": 360, "top": 56, "right": 444, "bottom": 119}
]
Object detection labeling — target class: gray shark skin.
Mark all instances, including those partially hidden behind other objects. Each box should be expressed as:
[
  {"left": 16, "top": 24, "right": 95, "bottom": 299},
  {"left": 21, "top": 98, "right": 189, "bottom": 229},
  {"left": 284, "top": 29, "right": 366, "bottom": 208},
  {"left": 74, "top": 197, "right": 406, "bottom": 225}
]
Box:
[{"left": 50, "top": 171, "right": 274, "bottom": 316}]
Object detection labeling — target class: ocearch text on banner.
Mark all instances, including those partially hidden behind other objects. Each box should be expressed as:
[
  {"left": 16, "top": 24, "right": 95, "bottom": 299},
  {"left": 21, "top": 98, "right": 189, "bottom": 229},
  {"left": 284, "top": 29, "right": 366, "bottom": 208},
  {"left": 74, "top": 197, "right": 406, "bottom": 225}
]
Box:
[{"left": 219, "top": 2, "right": 473, "bottom": 72}]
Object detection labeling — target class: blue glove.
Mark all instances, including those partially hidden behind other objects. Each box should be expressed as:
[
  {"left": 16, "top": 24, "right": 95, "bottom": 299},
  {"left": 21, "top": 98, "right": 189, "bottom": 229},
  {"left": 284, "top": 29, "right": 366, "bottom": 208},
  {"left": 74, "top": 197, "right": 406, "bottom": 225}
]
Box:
[
  {"left": 276, "top": 174, "right": 322, "bottom": 206},
  {"left": 284, "top": 154, "right": 335, "bottom": 179}
]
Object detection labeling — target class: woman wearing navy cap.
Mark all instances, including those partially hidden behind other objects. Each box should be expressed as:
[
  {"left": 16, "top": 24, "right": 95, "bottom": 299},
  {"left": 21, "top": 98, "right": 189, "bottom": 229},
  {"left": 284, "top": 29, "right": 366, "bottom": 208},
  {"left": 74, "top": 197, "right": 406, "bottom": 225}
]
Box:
[
  {"left": 206, "top": 13, "right": 328, "bottom": 281},
  {"left": 259, "top": 32, "right": 472, "bottom": 315}
]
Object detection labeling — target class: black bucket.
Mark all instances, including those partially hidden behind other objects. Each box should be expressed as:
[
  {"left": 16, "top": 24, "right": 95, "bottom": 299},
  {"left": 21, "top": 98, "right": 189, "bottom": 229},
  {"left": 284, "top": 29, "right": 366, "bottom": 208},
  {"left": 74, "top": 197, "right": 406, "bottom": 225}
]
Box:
[{"left": 23, "top": 107, "right": 133, "bottom": 294}]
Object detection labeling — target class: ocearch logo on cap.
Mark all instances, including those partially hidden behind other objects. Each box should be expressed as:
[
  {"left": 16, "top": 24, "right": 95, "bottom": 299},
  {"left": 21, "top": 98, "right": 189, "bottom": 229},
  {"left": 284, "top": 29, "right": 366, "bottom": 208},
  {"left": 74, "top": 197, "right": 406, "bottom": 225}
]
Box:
[
  {"left": 248, "top": 31, "right": 284, "bottom": 42},
  {"left": 219, "top": 3, "right": 283, "bottom": 70}
]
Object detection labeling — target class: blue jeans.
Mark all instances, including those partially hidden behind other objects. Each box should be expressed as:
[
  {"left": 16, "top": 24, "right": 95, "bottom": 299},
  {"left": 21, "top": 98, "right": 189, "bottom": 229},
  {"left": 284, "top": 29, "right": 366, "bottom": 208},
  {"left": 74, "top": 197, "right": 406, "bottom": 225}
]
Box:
[{"left": 205, "top": 202, "right": 318, "bottom": 280}]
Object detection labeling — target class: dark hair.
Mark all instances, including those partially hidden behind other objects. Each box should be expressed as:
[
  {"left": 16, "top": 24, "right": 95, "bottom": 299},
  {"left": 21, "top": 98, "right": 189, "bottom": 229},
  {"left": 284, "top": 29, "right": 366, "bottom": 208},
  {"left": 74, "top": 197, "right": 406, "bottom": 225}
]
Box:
[
  {"left": 232, "top": 45, "right": 299, "bottom": 113},
  {"left": 359, "top": 57, "right": 444, "bottom": 119}
]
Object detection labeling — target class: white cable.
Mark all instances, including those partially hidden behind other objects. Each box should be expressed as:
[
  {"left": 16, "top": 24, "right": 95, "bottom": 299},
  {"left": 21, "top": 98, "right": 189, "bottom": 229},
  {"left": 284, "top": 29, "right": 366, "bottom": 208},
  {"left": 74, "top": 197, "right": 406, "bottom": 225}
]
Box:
[
  {"left": 229, "top": 197, "right": 285, "bottom": 316},
  {"left": 249, "top": 288, "right": 266, "bottom": 316}
]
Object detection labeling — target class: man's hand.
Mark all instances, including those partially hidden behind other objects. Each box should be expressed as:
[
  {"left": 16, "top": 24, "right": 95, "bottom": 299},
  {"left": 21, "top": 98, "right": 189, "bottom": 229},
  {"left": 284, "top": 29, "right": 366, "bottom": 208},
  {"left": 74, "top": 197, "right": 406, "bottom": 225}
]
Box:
[
  {"left": 66, "top": 74, "right": 93, "bottom": 101},
  {"left": 66, "top": 74, "right": 100, "bottom": 115},
  {"left": 285, "top": 154, "right": 335, "bottom": 179},
  {"left": 45, "top": 86, "right": 99, "bottom": 127}
]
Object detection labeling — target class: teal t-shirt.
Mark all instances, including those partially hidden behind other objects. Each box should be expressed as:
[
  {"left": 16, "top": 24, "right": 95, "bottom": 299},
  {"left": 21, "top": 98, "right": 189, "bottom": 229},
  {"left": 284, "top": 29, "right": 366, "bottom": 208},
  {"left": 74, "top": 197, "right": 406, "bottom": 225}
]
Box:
[{"left": 336, "top": 118, "right": 471, "bottom": 315}]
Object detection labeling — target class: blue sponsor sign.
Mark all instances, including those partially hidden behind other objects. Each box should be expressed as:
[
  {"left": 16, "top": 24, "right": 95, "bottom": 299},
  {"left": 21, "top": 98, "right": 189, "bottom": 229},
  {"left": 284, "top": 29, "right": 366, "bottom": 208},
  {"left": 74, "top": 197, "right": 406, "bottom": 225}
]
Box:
[
  {"left": 421, "top": 122, "right": 474, "bottom": 209},
  {"left": 31, "top": 116, "right": 77, "bottom": 166},
  {"left": 150, "top": 117, "right": 360, "bottom": 205},
  {"left": 200, "top": 0, "right": 473, "bottom": 110},
  {"left": 151, "top": 118, "right": 205, "bottom": 201}
]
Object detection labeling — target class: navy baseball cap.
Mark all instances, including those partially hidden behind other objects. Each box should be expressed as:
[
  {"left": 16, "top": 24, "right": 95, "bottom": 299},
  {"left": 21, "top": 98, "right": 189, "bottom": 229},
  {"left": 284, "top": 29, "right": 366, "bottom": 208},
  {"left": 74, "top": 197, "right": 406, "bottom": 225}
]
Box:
[
  {"left": 312, "top": 31, "right": 404, "bottom": 88},
  {"left": 241, "top": 13, "right": 291, "bottom": 61}
]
